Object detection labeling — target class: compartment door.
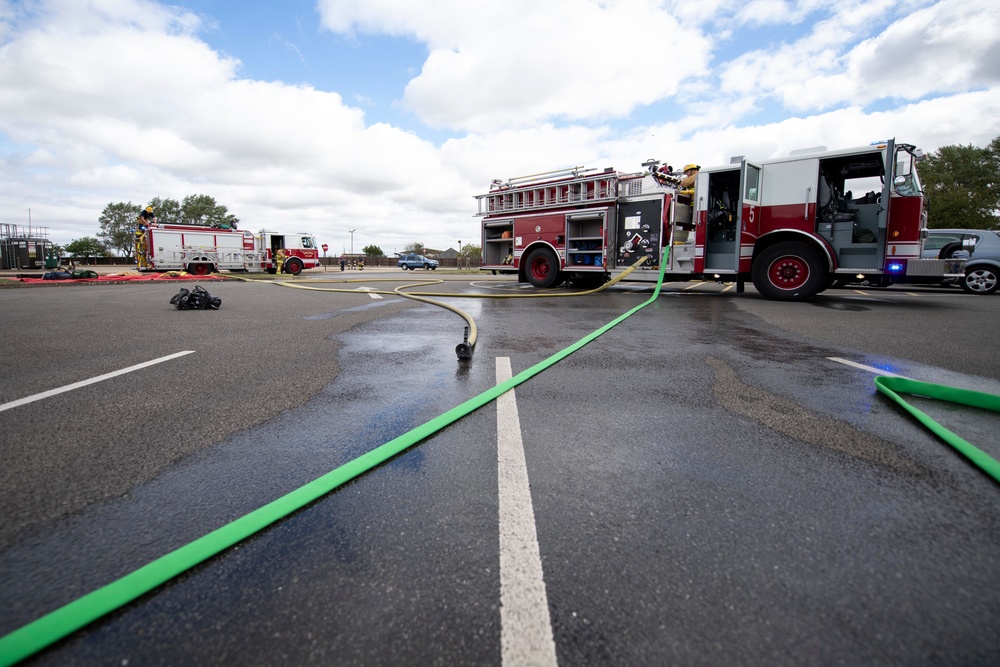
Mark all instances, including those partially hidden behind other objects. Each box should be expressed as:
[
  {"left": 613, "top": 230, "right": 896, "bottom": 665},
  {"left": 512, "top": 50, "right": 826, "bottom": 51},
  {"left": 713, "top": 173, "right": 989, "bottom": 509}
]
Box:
[
  {"left": 615, "top": 198, "right": 663, "bottom": 267},
  {"left": 738, "top": 160, "right": 762, "bottom": 272}
]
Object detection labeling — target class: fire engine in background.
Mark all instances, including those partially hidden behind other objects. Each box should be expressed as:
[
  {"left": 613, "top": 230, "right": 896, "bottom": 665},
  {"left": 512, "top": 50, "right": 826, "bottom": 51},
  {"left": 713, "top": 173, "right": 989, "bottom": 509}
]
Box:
[
  {"left": 477, "top": 139, "right": 964, "bottom": 300},
  {"left": 136, "top": 224, "right": 321, "bottom": 276}
]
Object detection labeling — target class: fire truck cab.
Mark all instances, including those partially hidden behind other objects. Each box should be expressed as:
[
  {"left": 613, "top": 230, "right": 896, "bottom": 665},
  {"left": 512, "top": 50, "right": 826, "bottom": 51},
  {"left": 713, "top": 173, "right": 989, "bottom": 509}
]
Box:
[
  {"left": 477, "top": 140, "right": 963, "bottom": 300},
  {"left": 260, "top": 231, "right": 321, "bottom": 275}
]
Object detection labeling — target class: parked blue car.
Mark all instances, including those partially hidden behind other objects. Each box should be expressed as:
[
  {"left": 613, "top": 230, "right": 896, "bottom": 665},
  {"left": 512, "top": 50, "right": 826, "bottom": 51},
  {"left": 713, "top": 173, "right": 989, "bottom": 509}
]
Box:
[
  {"left": 922, "top": 229, "right": 1000, "bottom": 295},
  {"left": 398, "top": 253, "right": 439, "bottom": 270}
]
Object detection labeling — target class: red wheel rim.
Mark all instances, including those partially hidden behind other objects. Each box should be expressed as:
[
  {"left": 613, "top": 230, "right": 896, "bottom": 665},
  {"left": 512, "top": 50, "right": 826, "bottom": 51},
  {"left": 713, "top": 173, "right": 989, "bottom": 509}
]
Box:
[
  {"left": 766, "top": 255, "right": 810, "bottom": 290},
  {"left": 189, "top": 264, "right": 208, "bottom": 276},
  {"left": 530, "top": 256, "right": 551, "bottom": 281}
]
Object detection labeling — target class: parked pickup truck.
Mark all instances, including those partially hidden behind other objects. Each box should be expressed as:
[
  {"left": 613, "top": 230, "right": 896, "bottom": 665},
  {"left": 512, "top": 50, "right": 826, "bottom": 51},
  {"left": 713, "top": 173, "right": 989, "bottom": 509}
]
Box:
[{"left": 398, "top": 253, "right": 439, "bottom": 270}]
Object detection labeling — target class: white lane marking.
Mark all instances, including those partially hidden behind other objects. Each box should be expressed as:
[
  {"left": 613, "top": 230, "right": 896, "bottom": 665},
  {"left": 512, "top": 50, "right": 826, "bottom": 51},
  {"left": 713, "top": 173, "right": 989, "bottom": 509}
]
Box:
[
  {"left": 0, "top": 351, "right": 196, "bottom": 413},
  {"left": 496, "top": 357, "right": 558, "bottom": 667},
  {"left": 354, "top": 286, "right": 383, "bottom": 299},
  {"left": 827, "top": 357, "right": 907, "bottom": 378}
]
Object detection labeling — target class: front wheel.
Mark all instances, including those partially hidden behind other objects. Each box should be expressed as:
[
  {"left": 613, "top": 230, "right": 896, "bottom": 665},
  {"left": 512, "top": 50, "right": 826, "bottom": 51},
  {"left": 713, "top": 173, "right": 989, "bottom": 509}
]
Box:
[
  {"left": 962, "top": 266, "right": 999, "bottom": 294},
  {"left": 751, "top": 242, "right": 826, "bottom": 301},
  {"left": 523, "top": 247, "right": 562, "bottom": 288},
  {"left": 284, "top": 258, "right": 303, "bottom": 276}
]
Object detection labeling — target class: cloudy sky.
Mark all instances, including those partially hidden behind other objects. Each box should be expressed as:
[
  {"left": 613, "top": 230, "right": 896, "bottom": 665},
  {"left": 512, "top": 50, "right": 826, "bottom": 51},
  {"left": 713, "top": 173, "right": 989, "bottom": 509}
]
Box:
[{"left": 1, "top": 0, "right": 998, "bottom": 255}]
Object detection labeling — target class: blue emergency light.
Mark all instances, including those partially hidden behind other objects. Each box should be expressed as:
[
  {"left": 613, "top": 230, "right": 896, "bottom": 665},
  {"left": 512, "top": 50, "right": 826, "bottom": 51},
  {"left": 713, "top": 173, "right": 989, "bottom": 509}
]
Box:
[{"left": 887, "top": 262, "right": 904, "bottom": 273}]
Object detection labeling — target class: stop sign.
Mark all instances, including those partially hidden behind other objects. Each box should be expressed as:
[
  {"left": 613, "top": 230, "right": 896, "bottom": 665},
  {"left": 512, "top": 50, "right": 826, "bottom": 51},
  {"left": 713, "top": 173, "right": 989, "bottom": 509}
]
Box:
[{"left": 321, "top": 243, "right": 328, "bottom": 252}]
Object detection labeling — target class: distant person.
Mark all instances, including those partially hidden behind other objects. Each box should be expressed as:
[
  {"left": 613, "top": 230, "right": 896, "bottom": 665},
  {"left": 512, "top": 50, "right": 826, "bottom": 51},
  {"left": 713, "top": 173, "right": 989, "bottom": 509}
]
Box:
[
  {"left": 340, "top": 256, "right": 346, "bottom": 272},
  {"left": 134, "top": 205, "right": 156, "bottom": 268}
]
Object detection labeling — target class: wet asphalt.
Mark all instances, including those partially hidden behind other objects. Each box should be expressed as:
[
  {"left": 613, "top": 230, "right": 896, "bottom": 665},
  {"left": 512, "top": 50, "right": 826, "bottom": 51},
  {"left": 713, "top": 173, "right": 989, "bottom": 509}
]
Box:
[{"left": 1, "top": 273, "right": 999, "bottom": 665}]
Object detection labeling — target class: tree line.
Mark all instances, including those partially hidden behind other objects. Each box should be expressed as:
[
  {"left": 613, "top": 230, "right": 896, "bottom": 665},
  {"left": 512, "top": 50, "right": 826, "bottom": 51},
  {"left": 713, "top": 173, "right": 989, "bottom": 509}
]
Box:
[{"left": 919, "top": 135, "right": 999, "bottom": 230}]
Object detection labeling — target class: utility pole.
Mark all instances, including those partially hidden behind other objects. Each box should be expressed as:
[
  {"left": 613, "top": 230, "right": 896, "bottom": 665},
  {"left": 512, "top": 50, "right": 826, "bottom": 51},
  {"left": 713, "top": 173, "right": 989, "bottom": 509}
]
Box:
[{"left": 349, "top": 229, "right": 356, "bottom": 256}]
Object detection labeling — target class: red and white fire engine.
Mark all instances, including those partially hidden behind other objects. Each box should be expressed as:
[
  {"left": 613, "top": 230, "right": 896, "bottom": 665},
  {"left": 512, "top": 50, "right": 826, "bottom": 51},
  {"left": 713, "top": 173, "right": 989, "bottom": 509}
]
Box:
[
  {"left": 477, "top": 140, "right": 964, "bottom": 300},
  {"left": 136, "top": 224, "right": 321, "bottom": 276}
]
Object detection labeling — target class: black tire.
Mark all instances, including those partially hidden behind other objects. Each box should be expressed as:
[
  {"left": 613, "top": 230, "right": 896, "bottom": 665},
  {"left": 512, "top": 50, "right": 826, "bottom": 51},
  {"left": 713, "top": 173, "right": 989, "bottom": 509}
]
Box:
[
  {"left": 401, "top": 265, "right": 409, "bottom": 270},
  {"left": 423, "top": 264, "right": 431, "bottom": 270},
  {"left": 751, "top": 242, "right": 827, "bottom": 301},
  {"left": 961, "top": 266, "right": 999, "bottom": 295},
  {"left": 523, "top": 247, "right": 562, "bottom": 288},
  {"left": 284, "top": 258, "right": 303, "bottom": 276},
  {"left": 187, "top": 263, "right": 211, "bottom": 276}
]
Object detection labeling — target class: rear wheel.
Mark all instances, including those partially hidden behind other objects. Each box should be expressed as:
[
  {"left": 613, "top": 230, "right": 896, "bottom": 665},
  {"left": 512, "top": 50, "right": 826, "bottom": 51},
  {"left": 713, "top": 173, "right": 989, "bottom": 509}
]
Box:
[
  {"left": 962, "top": 266, "right": 999, "bottom": 295},
  {"left": 751, "top": 242, "right": 826, "bottom": 301},
  {"left": 524, "top": 247, "right": 562, "bottom": 288},
  {"left": 187, "top": 263, "right": 211, "bottom": 276}
]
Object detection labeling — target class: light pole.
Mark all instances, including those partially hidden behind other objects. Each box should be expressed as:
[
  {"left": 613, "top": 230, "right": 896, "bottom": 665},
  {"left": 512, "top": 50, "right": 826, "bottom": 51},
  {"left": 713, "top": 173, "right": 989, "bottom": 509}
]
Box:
[{"left": 349, "top": 229, "right": 356, "bottom": 257}]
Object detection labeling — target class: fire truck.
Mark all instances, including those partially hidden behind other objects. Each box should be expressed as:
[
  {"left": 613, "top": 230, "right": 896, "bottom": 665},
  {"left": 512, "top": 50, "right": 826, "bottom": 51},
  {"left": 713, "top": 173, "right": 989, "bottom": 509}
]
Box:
[
  {"left": 477, "top": 140, "right": 964, "bottom": 300},
  {"left": 137, "top": 224, "right": 321, "bottom": 276}
]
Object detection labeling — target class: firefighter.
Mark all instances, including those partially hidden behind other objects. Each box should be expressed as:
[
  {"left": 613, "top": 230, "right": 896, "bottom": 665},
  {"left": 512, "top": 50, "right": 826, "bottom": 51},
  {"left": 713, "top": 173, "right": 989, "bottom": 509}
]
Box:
[
  {"left": 679, "top": 164, "right": 700, "bottom": 191},
  {"left": 134, "top": 205, "right": 156, "bottom": 268},
  {"left": 358, "top": 257, "right": 364, "bottom": 271},
  {"left": 340, "top": 255, "right": 346, "bottom": 272},
  {"left": 275, "top": 248, "right": 286, "bottom": 274}
]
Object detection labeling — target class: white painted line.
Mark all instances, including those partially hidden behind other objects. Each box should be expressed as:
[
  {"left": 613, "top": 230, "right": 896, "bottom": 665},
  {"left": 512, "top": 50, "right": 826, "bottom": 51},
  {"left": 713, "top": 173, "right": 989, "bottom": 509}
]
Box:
[
  {"left": 496, "top": 357, "right": 558, "bottom": 667},
  {"left": 827, "top": 357, "right": 907, "bottom": 378},
  {"left": 0, "top": 351, "right": 196, "bottom": 413},
  {"left": 354, "top": 286, "right": 383, "bottom": 299}
]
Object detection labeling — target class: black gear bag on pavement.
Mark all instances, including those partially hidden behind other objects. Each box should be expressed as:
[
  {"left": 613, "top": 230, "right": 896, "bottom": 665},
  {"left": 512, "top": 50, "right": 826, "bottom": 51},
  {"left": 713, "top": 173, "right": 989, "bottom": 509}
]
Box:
[{"left": 169, "top": 285, "right": 222, "bottom": 310}]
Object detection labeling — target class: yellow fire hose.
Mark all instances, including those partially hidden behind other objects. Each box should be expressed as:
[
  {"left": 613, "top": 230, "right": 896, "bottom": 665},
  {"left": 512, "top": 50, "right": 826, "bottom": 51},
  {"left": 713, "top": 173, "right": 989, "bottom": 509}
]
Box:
[{"left": 273, "top": 257, "right": 651, "bottom": 359}]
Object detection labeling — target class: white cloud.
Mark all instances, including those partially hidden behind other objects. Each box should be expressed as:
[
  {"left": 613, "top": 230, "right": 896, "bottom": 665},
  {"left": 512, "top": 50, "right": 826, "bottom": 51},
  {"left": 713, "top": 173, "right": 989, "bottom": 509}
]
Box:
[
  {"left": 318, "top": 0, "right": 713, "bottom": 132},
  {"left": 715, "top": 0, "right": 996, "bottom": 114}
]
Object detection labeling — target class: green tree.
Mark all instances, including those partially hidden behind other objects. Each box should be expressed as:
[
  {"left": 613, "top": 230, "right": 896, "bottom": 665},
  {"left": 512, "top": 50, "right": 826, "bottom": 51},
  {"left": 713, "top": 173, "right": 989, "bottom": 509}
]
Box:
[
  {"left": 362, "top": 244, "right": 384, "bottom": 257},
  {"left": 64, "top": 237, "right": 107, "bottom": 263},
  {"left": 148, "top": 196, "right": 182, "bottom": 225},
  {"left": 404, "top": 242, "right": 425, "bottom": 253},
  {"left": 98, "top": 201, "right": 141, "bottom": 259},
  {"left": 181, "top": 194, "right": 230, "bottom": 227},
  {"left": 459, "top": 243, "right": 481, "bottom": 259},
  {"left": 920, "top": 135, "right": 1000, "bottom": 230}
]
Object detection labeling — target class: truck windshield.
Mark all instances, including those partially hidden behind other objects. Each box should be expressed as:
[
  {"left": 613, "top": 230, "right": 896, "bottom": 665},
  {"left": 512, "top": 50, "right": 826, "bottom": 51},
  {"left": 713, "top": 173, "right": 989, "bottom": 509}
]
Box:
[
  {"left": 893, "top": 146, "right": 923, "bottom": 197},
  {"left": 301, "top": 237, "right": 315, "bottom": 248}
]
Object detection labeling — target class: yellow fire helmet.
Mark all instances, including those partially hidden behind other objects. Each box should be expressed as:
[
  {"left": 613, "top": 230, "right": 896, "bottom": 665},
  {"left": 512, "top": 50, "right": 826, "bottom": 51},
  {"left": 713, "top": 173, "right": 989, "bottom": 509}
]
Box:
[
  {"left": 145, "top": 206, "right": 154, "bottom": 213},
  {"left": 683, "top": 164, "right": 700, "bottom": 172}
]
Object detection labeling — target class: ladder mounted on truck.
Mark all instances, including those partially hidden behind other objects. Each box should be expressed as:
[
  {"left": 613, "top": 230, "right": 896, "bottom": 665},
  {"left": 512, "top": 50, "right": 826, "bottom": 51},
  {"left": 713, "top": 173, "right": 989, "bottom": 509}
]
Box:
[{"left": 475, "top": 166, "right": 619, "bottom": 216}]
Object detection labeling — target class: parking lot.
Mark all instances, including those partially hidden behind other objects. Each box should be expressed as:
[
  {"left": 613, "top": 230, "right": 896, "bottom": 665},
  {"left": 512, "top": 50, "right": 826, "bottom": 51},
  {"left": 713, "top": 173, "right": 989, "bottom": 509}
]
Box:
[{"left": 1, "top": 273, "right": 999, "bottom": 665}]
